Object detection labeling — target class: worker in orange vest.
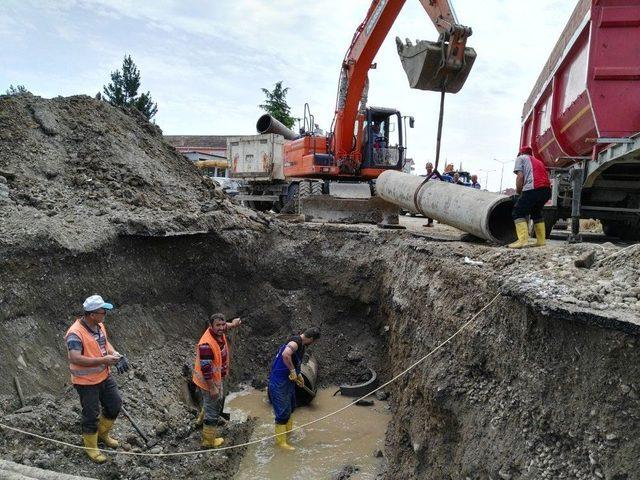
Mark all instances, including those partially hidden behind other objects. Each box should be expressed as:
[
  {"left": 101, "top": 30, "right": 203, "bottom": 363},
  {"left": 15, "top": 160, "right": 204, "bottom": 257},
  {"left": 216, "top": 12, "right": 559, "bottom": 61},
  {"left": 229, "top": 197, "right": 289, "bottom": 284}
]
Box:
[
  {"left": 65, "top": 295, "right": 129, "bottom": 463},
  {"left": 192, "top": 313, "right": 242, "bottom": 448}
]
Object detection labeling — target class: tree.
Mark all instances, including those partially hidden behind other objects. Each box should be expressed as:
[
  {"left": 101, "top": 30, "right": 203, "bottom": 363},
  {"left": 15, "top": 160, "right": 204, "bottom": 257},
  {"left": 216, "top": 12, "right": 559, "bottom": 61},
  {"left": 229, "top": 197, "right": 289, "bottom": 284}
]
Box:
[
  {"left": 102, "top": 55, "right": 158, "bottom": 120},
  {"left": 259, "top": 81, "right": 295, "bottom": 129},
  {"left": 5, "top": 84, "right": 29, "bottom": 95}
]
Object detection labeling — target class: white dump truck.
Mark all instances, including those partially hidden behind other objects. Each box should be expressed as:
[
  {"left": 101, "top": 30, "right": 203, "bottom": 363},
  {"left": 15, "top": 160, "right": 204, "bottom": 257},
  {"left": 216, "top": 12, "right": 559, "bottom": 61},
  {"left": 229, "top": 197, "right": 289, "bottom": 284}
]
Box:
[{"left": 227, "top": 133, "right": 321, "bottom": 213}]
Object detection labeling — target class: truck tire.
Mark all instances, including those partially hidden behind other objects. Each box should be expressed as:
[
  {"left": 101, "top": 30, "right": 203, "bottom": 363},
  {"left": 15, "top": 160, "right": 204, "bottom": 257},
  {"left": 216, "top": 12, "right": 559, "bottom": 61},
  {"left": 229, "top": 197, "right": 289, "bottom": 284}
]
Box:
[
  {"left": 603, "top": 220, "right": 640, "bottom": 240},
  {"left": 280, "top": 182, "right": 300, "bottom": 214},
  {"left": 251, "top": 201, "right": 272, "bottom": 212},
  {"left": 271, "top": 199, "right": 283, "bottom": 213},
  {"left": 311, "top": 181, "right": 323, "bottom": 196},
  {"left": 299, "top": 181, "right": 312, "bottom": 199}
]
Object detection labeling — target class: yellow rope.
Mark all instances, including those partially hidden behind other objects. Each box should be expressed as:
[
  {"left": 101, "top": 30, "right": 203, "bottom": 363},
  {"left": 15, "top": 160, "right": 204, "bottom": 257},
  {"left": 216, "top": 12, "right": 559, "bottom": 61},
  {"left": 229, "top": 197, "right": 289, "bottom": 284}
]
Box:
[{"left": 0, "top": 294, "right": 500, "bottom": 458}]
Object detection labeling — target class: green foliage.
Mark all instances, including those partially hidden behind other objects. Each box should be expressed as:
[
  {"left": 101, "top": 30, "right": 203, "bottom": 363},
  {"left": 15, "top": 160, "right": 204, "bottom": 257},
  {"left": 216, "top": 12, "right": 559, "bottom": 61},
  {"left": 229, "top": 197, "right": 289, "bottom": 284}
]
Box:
[
  {"left": 5, "top": 84, "right": 29, "bottom": 95},
  {"left": 102, "top": 55, "right": 158, "bottom": 120},
  {"left": 259, "top": 81, "right": 295, "bottom": 129}
]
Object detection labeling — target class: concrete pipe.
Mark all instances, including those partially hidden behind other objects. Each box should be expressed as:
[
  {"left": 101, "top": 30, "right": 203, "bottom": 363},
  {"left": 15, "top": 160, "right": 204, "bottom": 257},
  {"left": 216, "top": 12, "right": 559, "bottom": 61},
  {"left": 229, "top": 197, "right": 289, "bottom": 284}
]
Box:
[
  {"left": 256, "top": 114, "right": 299, "bottom": 140},
  {"left": 376, "top": 170, "right": 516, "bottom": 244},
  {"left": 296, "top": 354, "right": 318, "bottom": 406}
]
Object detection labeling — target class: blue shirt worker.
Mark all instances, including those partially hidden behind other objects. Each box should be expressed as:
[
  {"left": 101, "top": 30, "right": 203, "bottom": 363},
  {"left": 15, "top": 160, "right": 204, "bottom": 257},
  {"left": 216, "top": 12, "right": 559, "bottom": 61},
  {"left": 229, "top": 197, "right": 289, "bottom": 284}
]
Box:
[
  {"left": 470, "top": 174, "right": 481, "bottom": 189},
  {"left": 268, "top": 327, "right": 320, "bottom": 450}
]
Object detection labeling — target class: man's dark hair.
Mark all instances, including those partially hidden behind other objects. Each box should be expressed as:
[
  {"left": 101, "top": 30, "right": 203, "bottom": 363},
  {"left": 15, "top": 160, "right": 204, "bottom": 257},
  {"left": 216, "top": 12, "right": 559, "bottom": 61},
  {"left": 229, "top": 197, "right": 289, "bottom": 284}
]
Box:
[
  {"left": 303, "top": 327, "right": 321, "bottom": 340},
  {"left": 209, "top": 313, "right": 226, "bottom": 325}
]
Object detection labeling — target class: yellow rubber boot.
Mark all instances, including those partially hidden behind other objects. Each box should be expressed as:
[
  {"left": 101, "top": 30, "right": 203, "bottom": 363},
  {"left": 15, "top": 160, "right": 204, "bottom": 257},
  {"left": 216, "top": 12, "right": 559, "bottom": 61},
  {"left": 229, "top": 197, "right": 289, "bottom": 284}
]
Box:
[
  {"left": 285, "top": 417, "right": 293, "bottom": 439},
  {"left": 275, "top": 423, "right": 294, "bottom": 451},
  {"left": 97, "top": 416, "right": 119, "bottom": 448},
  {"left": 533, "top": 221, "right": 546, "bottom": 247},
  {"left": 201, "top": 424, "right": 224, "bottom": 448},
  {"left": 195, "top": 407, "right": 205, "bottom": 427},
  {"left": 508, "top": 220, "right": 529, "bottom": 249},
  {"left": 82, "top": 433, "right": 107, "bottom": 463}
]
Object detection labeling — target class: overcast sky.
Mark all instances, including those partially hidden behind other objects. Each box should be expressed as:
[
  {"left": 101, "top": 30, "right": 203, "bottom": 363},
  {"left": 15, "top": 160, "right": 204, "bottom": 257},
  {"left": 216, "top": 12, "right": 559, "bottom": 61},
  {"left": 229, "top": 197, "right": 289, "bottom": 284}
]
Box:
[{"left": 1, "top": 0, "right": 576, "bottom": 191}]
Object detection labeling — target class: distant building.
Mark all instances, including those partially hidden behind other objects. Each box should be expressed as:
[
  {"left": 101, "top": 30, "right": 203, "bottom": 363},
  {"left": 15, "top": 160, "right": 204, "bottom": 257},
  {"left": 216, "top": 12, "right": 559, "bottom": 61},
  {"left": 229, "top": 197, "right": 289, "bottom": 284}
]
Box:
[{"left": 164, "top": 135, "right": 231, "bottom": 177}]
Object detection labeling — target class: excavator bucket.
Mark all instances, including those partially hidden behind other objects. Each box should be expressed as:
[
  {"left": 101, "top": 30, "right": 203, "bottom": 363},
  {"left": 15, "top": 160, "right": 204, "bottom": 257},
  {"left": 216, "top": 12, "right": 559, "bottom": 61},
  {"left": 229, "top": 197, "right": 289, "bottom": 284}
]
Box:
[{"left": 396, "top": 38, "right": 476, "bottom": 93}]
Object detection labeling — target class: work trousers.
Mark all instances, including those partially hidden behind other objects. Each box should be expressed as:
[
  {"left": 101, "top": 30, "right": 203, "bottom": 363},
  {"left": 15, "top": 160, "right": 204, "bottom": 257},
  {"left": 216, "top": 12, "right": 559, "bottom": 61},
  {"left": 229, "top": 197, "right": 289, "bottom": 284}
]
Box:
[
  {"left": 268, "top": 378, "right": 296, "bottom": 425},
  {"left": 512, "top": 187, "right": 551, "bottom": 223},
  {"left": 201, "top": 383, "right": 224, "bottom": 426},
  {"left": 74, "top": 375, "right": 122, "bottom": 434}
]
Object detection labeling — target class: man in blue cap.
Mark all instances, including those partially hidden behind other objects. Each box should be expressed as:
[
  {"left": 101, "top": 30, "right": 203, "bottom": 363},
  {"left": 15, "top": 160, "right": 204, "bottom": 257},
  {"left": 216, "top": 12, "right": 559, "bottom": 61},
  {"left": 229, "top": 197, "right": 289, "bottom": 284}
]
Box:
[{"left": 65, "top": 294, "right": 129, "bottom": 463}]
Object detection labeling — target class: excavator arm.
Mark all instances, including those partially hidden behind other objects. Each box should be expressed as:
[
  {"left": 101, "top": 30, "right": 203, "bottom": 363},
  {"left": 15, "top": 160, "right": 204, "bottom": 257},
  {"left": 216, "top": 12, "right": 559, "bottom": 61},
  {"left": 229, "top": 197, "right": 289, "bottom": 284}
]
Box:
[{"left": 332, "top": 0, "right": 473, "bottom": 169}]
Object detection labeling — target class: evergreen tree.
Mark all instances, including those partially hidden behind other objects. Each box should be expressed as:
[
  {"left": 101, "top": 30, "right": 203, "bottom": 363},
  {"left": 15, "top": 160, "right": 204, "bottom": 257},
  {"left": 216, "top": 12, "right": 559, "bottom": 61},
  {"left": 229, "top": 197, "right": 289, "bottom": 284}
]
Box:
[
  {"left": 259, "top": 81, "right": 295, "bottom": 129},
  {"left": 4, "top": 84, "right": 29, "bottom": 95},
  {"left": 102, "top": 55, "right": 158, "bottom": 120}
]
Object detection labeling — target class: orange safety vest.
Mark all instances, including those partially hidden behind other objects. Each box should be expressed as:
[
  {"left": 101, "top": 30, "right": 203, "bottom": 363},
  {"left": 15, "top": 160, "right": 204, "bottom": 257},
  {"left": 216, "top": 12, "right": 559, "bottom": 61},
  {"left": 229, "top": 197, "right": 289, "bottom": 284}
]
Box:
[
  {"left": 65, "top": 319, "right": 110, "bottom": 385},
  {"left": 192, "top": 328, "right": 230, "bottom": 391}
]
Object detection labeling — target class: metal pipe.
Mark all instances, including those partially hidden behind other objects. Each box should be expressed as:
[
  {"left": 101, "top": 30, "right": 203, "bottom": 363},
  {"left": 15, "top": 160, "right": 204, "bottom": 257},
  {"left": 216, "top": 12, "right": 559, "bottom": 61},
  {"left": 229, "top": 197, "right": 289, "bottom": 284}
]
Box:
[
  {"left": 256, "top": 114, "right": 299, "bottom": 140},
  {"left": 377, "top": 170, "right": 516, "bottom": 244}
]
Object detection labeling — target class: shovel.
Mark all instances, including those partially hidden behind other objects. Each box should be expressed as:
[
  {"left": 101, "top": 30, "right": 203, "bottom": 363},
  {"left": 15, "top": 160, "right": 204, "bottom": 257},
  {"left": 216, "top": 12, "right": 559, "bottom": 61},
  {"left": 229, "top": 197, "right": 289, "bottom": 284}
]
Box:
[{"left": 121, "top": 405, "right": 158, "bottom": 449}]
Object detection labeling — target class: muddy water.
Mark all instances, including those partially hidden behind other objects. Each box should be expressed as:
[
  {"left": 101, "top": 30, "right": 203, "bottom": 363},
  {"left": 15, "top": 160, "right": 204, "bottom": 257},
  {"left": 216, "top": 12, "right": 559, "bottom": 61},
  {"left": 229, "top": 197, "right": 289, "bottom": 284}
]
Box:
[{"left": 227, "top": 387, "right": 390, "bottom": 480}]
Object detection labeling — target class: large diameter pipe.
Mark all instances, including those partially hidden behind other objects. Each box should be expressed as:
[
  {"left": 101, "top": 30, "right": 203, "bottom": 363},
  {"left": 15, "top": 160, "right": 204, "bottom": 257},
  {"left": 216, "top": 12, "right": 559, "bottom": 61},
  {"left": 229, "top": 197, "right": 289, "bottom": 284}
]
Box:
[
  {"left": 296, "top": 354, "right": 318, "bottom": 406},
  {"left": 377, "top": 170, "right": 516, "bottom": 244},
  {"left": 256, "top": 114, "right": 299, "bottom": 140}
]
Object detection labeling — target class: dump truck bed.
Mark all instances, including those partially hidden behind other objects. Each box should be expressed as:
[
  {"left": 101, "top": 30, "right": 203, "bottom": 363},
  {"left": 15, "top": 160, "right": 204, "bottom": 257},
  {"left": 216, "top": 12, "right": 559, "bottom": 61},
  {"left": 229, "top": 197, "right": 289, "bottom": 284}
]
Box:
[
  {"left": 521, "top": 0, "right": 640, "bottom": 167},
  {"left": 228, "top": 134, "right": 285, "bottom": 183}
]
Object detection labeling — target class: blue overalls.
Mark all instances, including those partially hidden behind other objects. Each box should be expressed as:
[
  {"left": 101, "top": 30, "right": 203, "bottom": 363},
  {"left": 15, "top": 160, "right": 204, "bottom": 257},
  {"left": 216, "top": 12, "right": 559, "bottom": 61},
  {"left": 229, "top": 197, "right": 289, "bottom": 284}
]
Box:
[{"left": 268, "top": 337, "right": 304, "bottom": 424}]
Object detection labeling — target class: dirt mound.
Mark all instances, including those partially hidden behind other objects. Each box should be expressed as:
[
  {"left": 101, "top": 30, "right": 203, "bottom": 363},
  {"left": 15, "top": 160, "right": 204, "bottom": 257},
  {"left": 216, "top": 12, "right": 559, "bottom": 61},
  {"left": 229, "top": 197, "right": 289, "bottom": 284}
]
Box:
[{"left": 0, "top": 94, "right": 267, "bottom": 251}]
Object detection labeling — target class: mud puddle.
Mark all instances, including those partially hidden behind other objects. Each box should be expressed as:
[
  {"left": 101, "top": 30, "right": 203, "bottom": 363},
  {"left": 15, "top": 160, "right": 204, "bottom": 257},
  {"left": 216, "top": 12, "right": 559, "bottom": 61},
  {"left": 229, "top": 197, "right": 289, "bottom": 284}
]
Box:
[{"left": 227, "top": 387, "right": 390, "bottom": 479}]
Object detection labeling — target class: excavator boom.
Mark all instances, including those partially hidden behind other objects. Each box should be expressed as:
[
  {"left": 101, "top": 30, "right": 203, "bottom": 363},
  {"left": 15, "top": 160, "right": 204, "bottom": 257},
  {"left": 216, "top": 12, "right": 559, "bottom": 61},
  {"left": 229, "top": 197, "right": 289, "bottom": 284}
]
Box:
[{"left": 333, "top": 0, "right": 474, "bottom": 165}]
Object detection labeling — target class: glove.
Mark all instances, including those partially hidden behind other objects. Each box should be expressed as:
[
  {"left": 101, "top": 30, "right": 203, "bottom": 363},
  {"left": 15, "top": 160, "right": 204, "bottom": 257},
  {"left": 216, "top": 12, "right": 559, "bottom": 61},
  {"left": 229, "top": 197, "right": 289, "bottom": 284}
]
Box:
[
  {"left": 115, "top": 355, "right": 130, "bottom": 374},
  {"left": 296, "top": 374, "right": 305, "bottom": 388},
  {"left": 288, "top": 369, "right": 297, "bottom": 382}
]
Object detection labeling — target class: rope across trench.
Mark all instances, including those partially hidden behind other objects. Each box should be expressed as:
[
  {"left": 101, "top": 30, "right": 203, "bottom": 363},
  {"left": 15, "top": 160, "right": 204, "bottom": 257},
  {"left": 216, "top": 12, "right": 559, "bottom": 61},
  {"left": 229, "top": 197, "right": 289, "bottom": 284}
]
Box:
[{"left": 0, "top": 294, "right": 501, "bottom": 458}]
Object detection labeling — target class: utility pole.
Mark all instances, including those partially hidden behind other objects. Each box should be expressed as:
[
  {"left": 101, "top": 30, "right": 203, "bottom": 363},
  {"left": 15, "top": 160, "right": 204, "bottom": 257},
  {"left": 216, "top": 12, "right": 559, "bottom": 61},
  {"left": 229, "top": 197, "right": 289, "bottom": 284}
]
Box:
[
  {"left": 478, "top": 169, "right": 496, "bottom": 191},
  {"left": 493, "top": 158, "right": 512, "bottom": 194}
]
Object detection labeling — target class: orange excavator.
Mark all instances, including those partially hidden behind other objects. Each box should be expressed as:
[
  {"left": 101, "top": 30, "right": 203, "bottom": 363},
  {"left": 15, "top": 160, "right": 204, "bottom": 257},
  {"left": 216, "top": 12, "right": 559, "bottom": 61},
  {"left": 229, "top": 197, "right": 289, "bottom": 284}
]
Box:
[
  {"left": 247, "top": 0, "right": 475, "bottom": 219},
  {"left": 284, "top": 0, "right": 473, "bottom": 176}
]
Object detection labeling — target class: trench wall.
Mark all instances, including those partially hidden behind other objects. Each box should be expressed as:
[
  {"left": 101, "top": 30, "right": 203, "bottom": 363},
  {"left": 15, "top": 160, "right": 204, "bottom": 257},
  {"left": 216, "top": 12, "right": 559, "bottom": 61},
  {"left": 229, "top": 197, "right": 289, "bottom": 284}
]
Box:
[
  {"left": 0, "top": 230, "right": 386, "bottom": 396},
  {"left": 1, "top": 227, "right": 638, "bottom": 480},
  {"left": 381, "top": 249, "right": 640, "bottom": 480}
]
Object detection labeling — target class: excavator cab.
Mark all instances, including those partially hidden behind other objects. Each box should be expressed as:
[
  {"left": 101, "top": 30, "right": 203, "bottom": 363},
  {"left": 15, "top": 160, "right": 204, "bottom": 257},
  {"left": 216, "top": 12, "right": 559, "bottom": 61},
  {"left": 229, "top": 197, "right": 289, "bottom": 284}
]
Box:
[{"left": 361, "top": 107, "right": 404, "bottom": 170}]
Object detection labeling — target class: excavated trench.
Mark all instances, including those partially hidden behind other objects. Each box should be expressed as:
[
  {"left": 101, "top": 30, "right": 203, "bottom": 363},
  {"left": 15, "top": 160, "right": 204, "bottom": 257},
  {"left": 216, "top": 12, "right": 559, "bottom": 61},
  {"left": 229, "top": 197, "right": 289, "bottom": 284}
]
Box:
[
  {"left": 1, "top": 95, "right": 639, "bottom": 479},
  {"left": 1, "top": 225, "right": 639, "bottom": 480}
]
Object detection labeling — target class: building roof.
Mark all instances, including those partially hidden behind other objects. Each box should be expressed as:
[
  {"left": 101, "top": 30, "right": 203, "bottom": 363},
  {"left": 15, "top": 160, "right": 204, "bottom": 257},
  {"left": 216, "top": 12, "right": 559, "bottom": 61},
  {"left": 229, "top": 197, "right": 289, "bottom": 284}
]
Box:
[
  {"left": 164, "top": 135, "right": 230, "bottom": 149},
  {"left": 182, "top": 151, "right": 227, "bottom": 160}
]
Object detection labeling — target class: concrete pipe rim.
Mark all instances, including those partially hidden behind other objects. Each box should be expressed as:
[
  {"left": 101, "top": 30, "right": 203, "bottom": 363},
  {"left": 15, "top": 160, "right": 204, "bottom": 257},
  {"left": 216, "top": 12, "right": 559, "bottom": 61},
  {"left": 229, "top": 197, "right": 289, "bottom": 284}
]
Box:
[{"left": 485, "top": 196, "right": 517, "bottom": 245}]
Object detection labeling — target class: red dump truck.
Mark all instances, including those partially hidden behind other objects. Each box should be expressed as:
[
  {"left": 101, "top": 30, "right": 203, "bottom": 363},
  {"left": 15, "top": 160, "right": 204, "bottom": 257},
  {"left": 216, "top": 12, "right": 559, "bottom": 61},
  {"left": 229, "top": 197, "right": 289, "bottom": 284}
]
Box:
[{"left": 520, "top": 0, "right": 640, "bottom": 241}]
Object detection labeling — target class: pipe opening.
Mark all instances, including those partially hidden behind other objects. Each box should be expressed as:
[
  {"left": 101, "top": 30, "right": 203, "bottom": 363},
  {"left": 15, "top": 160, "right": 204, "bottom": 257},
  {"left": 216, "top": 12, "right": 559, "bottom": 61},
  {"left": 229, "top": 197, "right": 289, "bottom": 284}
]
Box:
[
  {"left": 488, "top": 199, "right": 517, "bottom": 244},
  {"left": 256, "top": 114, "right": 272, "bottom": 134}
]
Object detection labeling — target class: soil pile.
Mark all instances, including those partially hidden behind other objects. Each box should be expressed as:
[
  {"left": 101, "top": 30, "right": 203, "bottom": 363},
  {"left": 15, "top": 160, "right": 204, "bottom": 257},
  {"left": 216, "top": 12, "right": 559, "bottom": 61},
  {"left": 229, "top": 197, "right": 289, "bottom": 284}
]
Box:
[{"left": 0, "top": 94, "right": 268, "bottom": 251}]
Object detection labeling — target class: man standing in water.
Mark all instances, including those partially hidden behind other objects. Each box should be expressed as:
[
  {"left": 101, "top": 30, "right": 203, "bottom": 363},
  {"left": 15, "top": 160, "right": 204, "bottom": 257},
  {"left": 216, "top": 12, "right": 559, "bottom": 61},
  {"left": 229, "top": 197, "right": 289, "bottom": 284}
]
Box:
[
  {"left": 192, "top": 313, "right": 242, "bottom": 448},
  {"left": 269, "top": 327, "right": 321, "bottom": 450}
]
